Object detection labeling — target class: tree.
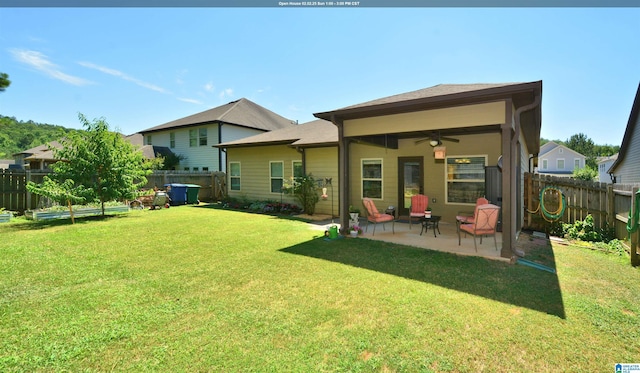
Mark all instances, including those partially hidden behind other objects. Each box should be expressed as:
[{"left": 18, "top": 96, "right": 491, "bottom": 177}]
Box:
[
  {"left": 286, "top": 174, "right": 320, "bottom": 215},
  {"left": 572, "top": 167, "right": 598, "bottom": 181},
  {"left": 566, "top": 133, "right": 596, "bottom": 169},
  {"left": 49, "top": 113, "right": 152, "bottom": 215},
  {"left": 27, "top": 177, "right": 89, "bottom": 224},
  {"left": 0, "top": 73, "right": 10, "bottom": 92}
]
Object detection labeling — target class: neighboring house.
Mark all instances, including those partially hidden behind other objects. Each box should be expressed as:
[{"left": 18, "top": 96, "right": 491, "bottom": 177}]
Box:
[
  {"left": 139, "top": 98, "right": 296, "bottom": 172},
  {"left": 12, "top": 135, "right": 173, "bottom": 170},
  {"left": 535, "top": 141, "right": 586, "bottom": 177},
  {"left": 0, "top": 159, "right": 15, "bottom": 169},
  {"left": 12, "top": 141, "right": 62, "bottom": 170},
  {"left": 609, "top": 82, "right": 640, "bottom": 184},
  {"left": 597, "top": 153, "right": 618, "bottom": 183},
  {"left": 217, "top": 119, "right": 339, "bottom": 216},
  {"left": 313, "top": 81, "right": 542, "bottom": 259}
]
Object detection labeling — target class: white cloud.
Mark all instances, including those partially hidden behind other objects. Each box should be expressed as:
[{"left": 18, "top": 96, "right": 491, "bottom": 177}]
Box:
[
  {"left": 204, "top": 82, "right": 214, "bottom": 92},
  {"left": 78, "top": 61, "right": 169, "bottom": 94},
  {"left": 219, "top": 88, "right": 233, "bottom": 99},
  {"left": 177, "top": 97, "right": 203, "bottom": 104},
  {"left": 10, "top": 48, "right": 92, "bottom": 86}
]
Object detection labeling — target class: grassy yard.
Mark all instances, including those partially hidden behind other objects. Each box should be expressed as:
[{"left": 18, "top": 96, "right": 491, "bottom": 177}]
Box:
[{"left": 1, "top": 205, "right": 638, "bottom": 372}]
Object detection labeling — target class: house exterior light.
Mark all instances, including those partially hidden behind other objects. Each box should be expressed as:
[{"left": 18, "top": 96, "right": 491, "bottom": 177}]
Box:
[{"left": 434, "top": 146, "right": 446, "bottom": 159}]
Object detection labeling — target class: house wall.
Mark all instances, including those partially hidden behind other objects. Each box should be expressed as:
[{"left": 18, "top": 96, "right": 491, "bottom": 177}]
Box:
[
  {"left": 598, "top": 159, "right": 615, "bottom": 183},
  {"left": 144, "top": 124, "right": 263, "bottom": 172},
  {"left": 349, "top": 132, "right": 502, "bottom": 225},
  {"left": 343, "top": 101, "right": 505, "bottom": 137},
  {"left": 226, "top": 145, "right": 339, "bottom": 216},
  {"left": 538, "top": 146, "right": 585, "bottom": 174},
  {"left": 612, "top": 114, "right": 640, "bottom": 184}
]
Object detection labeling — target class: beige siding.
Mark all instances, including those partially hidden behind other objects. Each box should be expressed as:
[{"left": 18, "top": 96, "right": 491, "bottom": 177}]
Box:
[
  {"left": 344, "top": 101, "right": 505, "bottom": 137},
  {"left": 305, "top": 147, "right": 339, "bottom": 216},
  {"left": 614, "top": 114, "right": 640, "bottom": 184},
  {"left": 227, "top": 145, "right": 339, "bottom": 216},
  {"left": 349, "top": 132, "right": 502, "bottom": 224}
]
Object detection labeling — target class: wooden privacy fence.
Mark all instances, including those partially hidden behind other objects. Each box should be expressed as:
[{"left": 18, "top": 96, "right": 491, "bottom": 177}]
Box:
[
  {"left": 525, "top": 172, "right": 640, "bottom": 241},
  {"left": 0, "top": 169, "right": 227, "bottom": 213}
]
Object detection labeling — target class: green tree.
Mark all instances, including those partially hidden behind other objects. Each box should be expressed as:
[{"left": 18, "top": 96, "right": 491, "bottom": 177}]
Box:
[
  {"left": 289, "top": 174, "right": 320, "bottom": 215},
  {"left": 50, "top": 113, "right": 152, "bottom": 215},
  {"left": 0, "top": 73, "right": 10, "bottom": 92},
  {"left": 572, "top": 166, "right": 598, "bottom": 181},
  {"left": 566, "top": 133, "right": 596, "bottom": 169},
  {"left": 27, "top": 177, "right": 89, "bottom": 224}
]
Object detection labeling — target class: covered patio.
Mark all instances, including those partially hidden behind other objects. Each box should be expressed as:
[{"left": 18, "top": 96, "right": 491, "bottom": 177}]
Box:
[{"left": 310, "top": 218, "right": 506, "bottom": 262}]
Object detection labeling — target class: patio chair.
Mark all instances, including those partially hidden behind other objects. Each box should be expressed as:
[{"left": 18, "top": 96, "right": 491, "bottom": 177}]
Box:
[
  {"left": 362, "top": 198, "right": 395, "bottom": 236},
  {"left": 409, "top": 194, "right": 429, "bottom": 229},
  {"left": 458, "top": 203, "right": 501, "bottom": 252},
  {"left": 456, "top": 197, "right": 489, "bottom": 232}
]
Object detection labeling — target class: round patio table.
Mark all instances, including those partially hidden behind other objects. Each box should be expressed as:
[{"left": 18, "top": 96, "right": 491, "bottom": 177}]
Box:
[{"left": 420, "top": 215, "right": 441, "bottom": 237}]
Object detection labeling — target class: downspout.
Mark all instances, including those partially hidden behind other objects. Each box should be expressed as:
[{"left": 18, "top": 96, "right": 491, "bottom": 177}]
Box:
[
  {"left": 510, "top": 93, "right": 541, "bottom": 257},
  {"left": 218, "top": 122, "right": 224, "bottom": 172},
  {"left": 528, "top": 154, "right": 537, "bottom": 174}
]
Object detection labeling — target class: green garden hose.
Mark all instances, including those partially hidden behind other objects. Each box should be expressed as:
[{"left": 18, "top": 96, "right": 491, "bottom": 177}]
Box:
[
  {"left": 627, "top": 190, "right": 640, "bottom": 234},
  {"left": 527, "top": 186, "right": 567, "bottom": 222}
]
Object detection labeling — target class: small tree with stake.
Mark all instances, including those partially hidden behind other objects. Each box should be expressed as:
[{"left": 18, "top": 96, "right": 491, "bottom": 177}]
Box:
[{"left": 27, "top": 177, "right": 89, "bottom": 224}]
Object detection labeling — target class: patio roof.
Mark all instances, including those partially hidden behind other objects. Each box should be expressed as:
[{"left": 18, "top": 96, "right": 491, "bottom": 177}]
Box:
[{"left": 216, "top": 119, "right": 337, "bottom": 148}]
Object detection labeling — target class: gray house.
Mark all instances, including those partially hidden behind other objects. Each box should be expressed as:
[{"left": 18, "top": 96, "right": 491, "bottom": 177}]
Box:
[
  {"left": 139, "top": 98, "right": 296, "bottom": 172},
  {"left": 609, "top": 82, "right": 640, "bottom": 184},
  {"left": 536, "top": 141, "right": 586, "bottom": 177}
]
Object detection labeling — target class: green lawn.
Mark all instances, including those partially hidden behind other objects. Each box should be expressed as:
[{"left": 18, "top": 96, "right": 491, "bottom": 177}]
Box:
[{"left": 1, "top": 205, "right": 638, "bottom": 372}]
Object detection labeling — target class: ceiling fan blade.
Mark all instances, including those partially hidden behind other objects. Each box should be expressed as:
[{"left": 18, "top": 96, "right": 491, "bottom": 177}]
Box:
[
  {"left": 414, "top": 137, "right": 432, "bottom": 145},
  {"left": 441, "top": 136, "right": 460, "bottom": 143}
]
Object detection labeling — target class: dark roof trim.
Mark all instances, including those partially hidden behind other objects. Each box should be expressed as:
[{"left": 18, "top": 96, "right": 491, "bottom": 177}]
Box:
[
  {"left": 314, "top": 81, "right": 542, "bottom": 121},
  {"left": 608, "top": 82, "right": 640, "bottom": 174}
]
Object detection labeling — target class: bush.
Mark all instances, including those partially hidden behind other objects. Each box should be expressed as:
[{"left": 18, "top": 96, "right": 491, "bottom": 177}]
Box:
[{"left": 563, "top": 214, "right": 615, "bottom": 243}]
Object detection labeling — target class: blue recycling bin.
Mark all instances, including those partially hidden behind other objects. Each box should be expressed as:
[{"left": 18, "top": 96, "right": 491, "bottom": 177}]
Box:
[{"left": 164, "top": 183, "right": 188, "bottom": 205}]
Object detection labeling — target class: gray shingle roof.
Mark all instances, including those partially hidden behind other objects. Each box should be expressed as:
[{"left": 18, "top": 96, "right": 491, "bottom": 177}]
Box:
[
  {"left": 217, "top": 119, "right": 337, "bottom": 148},
  {"left": 337, "top": 82, "right": 528, "bottom": 111},
  {"left": 141, "top": 98, "right": 296, "bottom": 133}
]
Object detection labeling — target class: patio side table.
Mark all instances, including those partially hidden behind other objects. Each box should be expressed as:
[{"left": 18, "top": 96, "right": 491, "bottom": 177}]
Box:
[{"left": 420, "top": 215, "right": 441, "bottom": 237}]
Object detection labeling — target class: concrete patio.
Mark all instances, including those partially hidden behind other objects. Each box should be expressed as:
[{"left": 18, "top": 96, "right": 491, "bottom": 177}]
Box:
[{"left": 308, "top": 216, "right": 507, "bottom": 262}]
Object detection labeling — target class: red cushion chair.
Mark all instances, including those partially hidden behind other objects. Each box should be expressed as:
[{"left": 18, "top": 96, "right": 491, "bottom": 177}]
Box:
[
  {"left": 362, "top": 198, "right": 395, "bottom": 236},
  {"left": 409, "top": 194, "right": 429, "bottom": 229},
  {"left": 458, "top": 203, "right": 501, "bottom": 252}
]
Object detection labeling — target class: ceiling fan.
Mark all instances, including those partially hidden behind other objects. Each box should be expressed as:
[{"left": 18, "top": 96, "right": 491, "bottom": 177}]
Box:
[{"left": 415, "top": 131, "right": 460, "bottom": 146}]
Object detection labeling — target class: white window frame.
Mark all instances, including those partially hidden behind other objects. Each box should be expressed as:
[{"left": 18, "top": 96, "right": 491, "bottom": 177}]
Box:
[
  {"left": 292, "top": 160, "right": 303, "bottom": 180},
  {"left": 557, "top": 159, "right": 565, "bottom": 170},
  {"left": 189, "top": 129, "right": 197, "bottom": 147},
  {"left": 445, "top": 155, "right": 487, "bottom": 205},
  {"left": 270, "top": 161, "right": 284, "bottom": 194},
  {"left": 229, "top": 162, "right": 241, "bottom": 191},
  {"left": 361, "top": 158, "right": 383, "bottom": 199},
  {"left": 199, "top": 128, "right": 208, "bottom": 146},
  {"left": 542, "top": 159, "right": 548, "bottom": 170},
  {"left": 145, "top": 134, "right": 152, "bottom": 146},
  {"left": 169, "top": 132, "right": 175, "bottom": 148},
  {"left": 574, "top": 158, "right": 581, "bottom": 169}
]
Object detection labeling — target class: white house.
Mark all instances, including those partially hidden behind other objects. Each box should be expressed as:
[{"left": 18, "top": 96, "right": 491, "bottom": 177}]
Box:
[
  {"left": 597, "top": 153, "right": 618, "bottom": 183},
  {"left": 138, "top": 98, "right": 296, "bottom": 172},
  {"left": 536, "top": 141, "right": 586, "bottom": 177},
  {"left": 609, "top": 82, "right": 640, "bottom": 185}
]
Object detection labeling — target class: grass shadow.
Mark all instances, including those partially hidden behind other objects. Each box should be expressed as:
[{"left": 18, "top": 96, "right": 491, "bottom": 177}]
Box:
[{"left": 280, "top": 236, "right": 566, "bottom": 318}]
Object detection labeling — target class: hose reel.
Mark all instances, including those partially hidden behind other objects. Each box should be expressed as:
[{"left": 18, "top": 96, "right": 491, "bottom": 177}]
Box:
[{"left": 528, "top": 186, "right": 567, "bottom": 222}]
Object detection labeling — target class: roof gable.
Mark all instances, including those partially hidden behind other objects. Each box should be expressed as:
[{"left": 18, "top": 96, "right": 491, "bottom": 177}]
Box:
[
  {"left": 141, "top": 98, "right": 296, "bottom": 133},
  {"left": 217, "top": 119, "right": 337, "bottom": 148},
  {"left": 609, "top": 82, "right": 640, "bottom": 174}
]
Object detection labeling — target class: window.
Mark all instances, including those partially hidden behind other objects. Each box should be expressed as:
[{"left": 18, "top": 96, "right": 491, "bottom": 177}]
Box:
[
  {"left": 557, "top": 159, "right": 565, "bottom": 169},
  {"left": 542, "top": 159, "right": 548, "bottom": 170},
  {"left": 229, "top": 162, "right": 241, "bottom": 191},
  {"left": 446, "top": 156, "right": 486, "bottom": 204},
  {"left": 270, "top": 162, "right": 284, "bottom": 193},
  {"left": 559, "top": 148, "right": 563, "bottom": 154},
  {"left": 199, "top": 128, "right": 207, "bottom": 146},
  {"left": 203, "top": 167, "right": 209, "bottom": 172},
  {"left": 170, "top": 132, "right": 175, "bottom": 148},
  {"left": 145, "top": 135, "right": 152, "bottom": 145},
  {"left": 189, "top": 129, "right": 197, "bottom": 147},
  {"left": 184, "top": 167, "right": 189, "bottom": 171},
  {"left": 293, "top": 160, "right": 303, "bottom": 180},
  {"left": 362, "top": 159, "right": 382, "bottom": 199},
  {"left": 574, "top": 159, "right": 580, "bottom": 169},
  {"left": 193, "top": 167, "right": 199, "bottom": 171}
]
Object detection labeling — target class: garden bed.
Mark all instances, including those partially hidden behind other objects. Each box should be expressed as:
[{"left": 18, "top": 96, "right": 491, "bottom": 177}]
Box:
[
  {"left": 0, "top": 212, "right": 12, "bottom": 223},
  {"left": 25, "top": 204, "right": 130, "bottom": 221}
]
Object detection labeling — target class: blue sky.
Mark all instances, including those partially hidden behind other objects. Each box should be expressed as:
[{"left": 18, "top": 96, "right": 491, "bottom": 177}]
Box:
[{"left": 1, "top": 7, "right": 638, "bottom": 146}]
